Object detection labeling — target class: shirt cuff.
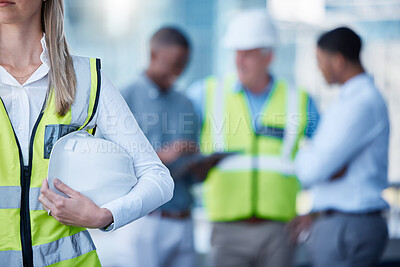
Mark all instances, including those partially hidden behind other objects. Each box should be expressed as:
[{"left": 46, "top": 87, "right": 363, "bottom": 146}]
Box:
[
  {"left": 99, "top": 195, "right": 143, "bottom": 232},
  {"left": 100, "top": 221, "right": 115, "bottom": 232}
]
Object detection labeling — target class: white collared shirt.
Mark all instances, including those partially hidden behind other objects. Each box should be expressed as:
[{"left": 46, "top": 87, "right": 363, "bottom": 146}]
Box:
[
  {"left": 0, "top": 35, "right": 174, "bottom": 231},
  {"left": 295, "top": 73, "right": 390, "bottom": 213}
]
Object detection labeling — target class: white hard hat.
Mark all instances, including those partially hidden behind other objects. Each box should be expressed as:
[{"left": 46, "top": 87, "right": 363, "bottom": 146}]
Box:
[
  {"left": 222, "top": 9, "right": 278, "bottom": 50},
  {"left": 47, "top": 130, "right": 137, "bottom": 206}
]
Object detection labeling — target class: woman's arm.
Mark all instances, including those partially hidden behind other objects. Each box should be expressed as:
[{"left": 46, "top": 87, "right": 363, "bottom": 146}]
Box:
[
  {"left": 90, "top": 72, "right": 174, "bottom": 231},
  {"left": 40, "top": 72, "right": 174, "bottom": 231}
]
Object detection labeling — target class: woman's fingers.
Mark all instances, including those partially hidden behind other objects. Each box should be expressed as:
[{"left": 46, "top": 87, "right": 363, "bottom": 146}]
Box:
[
  {"left": 41, "top": 178, "right": 67, "bottom": 203},
  {"left": 39, "top": 177, "right": 68, "bottom": 219},
  {"left": 38, "top": 177, "right": 111, "bottom": 228},
  {"left": 53, "top": 178, "right": 78, "bottom": 198},
  {"left": 39, "top": 194, "right": 54, "bottom": 216}
]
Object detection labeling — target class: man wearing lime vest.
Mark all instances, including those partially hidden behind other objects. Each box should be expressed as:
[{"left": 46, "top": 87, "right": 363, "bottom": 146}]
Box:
[{"left": 187, "top": 9, "right": 319, "bottom": 267}]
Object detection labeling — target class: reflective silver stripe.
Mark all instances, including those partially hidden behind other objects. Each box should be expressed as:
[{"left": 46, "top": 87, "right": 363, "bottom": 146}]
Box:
[
  {"left": 29, "top": 187, "right": 43, "bottom": 211},
  {"left": 217, "top": 154, "right": 296, "bottom": 175},
  {"left": 0, "top": 186, "right": 21, "bottom": 209},
  {"left": 0, "top": 232, "right": 96, "bottom": 266},
  {"left": 258, "top": 156, "right": 296, "bottom": 175},
  {"left": 212, "top": 77, "right": 226, "bottom": 152},
  {"left": 33, "top": 230, "right": 96, "bottom": 267},
  {"left": 281, "top": 86, "right": 299, "bottom": 160},
  {"left": 217, "top": 155, "right": 252, "bottom": 171},
  {"left": 0, "top": 250, "right": 23, "bottom": 266},
  {"left": 0, "top": 187, "right": 49, "bottom": 210},
  {"left": 71, "top": 56, "right": 92, "bottom": 126}
]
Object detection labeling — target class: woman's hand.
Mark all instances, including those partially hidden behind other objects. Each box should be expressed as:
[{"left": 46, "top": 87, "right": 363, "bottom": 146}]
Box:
[{"left": 39, "top": 178, "right": 113, "bottom": 229}]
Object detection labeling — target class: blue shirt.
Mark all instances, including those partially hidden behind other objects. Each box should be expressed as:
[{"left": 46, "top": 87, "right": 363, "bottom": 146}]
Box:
[
  {"left": 186, "top": 76, "right": 319, "bottom": 138},
  {"left": 295, "top": 73, "right": 390, "bottom": 213},
  {"left": 122, "top": 73, "right": 199, "bottom": 212}
]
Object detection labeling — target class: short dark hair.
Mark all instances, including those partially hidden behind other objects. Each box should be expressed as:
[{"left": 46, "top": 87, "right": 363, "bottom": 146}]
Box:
[
  {"left": 150, "top": 27, "right": 190, "bottom": 50},
  {"left": 317, "top": 27, "right": 362, "bottom": 63}
]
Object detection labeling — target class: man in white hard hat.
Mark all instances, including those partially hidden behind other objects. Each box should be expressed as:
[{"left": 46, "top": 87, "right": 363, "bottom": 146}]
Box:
[{"left": 187, "top": 9, "right": 319, "bottom": 267}]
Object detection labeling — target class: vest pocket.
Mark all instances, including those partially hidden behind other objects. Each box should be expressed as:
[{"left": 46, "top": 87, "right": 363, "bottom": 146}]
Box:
[{"left": 43, "top": 124, "right": 79, "bottom": 159}]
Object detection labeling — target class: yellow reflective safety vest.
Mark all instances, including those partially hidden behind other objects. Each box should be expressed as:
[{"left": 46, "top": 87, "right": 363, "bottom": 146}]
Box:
[
  {"left": 200, "top": 76, "right": 310, "bottom": 222},
  {"left": 0, "top": 57, "right": 102, "bottom": 266}
]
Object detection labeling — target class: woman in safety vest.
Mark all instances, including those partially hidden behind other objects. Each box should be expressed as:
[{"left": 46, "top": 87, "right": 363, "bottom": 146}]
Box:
[{"left": 0, "top": 0, "right": 174, "bottom": 266}]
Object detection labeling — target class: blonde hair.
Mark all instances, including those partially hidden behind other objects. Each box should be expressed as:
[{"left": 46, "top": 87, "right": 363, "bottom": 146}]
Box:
[{"left": 42, "top": 0, "right": 76, "bottom": 116}]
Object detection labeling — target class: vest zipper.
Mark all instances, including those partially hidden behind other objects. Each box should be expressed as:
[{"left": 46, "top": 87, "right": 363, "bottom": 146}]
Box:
[
  {"left": 21, "top": 164, "right": 34, "bottom": 267},
  {"left": 251, "top": 133, "right": 259, "bottom": 217},
  {"left": 19, "top": 101, "right": 45, "bottom": 266},
  {"left": 7, "top": 127, "right": 35, "bottom": 267},
  {"left": 20, "top": 109, "right": 45, "bottom": 267}
]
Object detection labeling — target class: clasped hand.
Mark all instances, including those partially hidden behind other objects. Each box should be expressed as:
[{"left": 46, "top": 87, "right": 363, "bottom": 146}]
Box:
[{"left": 39, "top": 178, "right": 113, "bottom": 229}]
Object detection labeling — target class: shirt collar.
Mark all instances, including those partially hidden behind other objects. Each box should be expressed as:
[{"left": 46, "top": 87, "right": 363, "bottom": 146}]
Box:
[
  {"left": 40, "top": 34, "right": 51, "bottom": 69},
  {"left": 234, "top": 75, "right": 275, "bottom": 94},
  {"left": 340, "top": 73, "right": 372, "bottom": 98}
]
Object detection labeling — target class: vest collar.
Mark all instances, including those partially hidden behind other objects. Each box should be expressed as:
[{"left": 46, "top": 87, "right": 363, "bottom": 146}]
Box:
[{"left": 233, "top": 75, "right": 275, "bottom": 94}]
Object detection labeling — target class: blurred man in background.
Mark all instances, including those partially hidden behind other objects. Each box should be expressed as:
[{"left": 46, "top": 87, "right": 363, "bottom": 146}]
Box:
[
  {"left": 118, "top": 26, "right": 198, "bottom": 267},
  {"left": 295, "top": 27, "right": 389, "bottom": 266},
  {"left": 187, "top": 9, "right": 319, "bottom": 267}
]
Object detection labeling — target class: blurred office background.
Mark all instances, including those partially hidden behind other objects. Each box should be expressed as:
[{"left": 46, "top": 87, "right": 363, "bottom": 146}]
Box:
[{"left": 64, "top": 0, "right": 400, "bottom": 266}]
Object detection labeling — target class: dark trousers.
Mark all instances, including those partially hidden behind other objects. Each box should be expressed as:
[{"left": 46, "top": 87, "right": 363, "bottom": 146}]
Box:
[
  {"left": 308, "top": 212, "right": 388, "bottom": 267},
  {"left": 209, "top": 221, "right": 294, "bottom": 267}
]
